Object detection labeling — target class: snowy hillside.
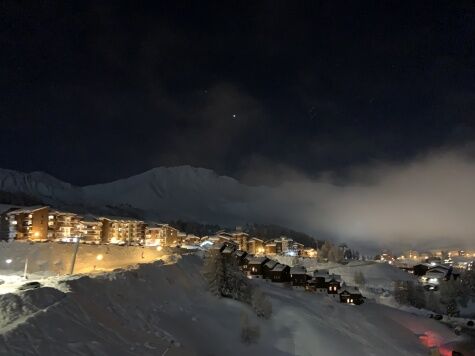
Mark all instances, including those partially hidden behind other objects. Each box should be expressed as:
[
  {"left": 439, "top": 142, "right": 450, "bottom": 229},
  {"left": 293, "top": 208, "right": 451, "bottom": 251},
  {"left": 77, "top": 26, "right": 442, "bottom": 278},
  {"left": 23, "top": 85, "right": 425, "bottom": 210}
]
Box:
[{"left": 0, "top": 255, "right": 464, "bottom": 356}]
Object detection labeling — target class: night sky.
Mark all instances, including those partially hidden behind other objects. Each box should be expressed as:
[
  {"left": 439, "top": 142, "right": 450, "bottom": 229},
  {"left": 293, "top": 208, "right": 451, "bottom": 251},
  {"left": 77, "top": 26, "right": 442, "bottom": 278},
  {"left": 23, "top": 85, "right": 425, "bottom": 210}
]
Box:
[{"left": 1, "top": 1, "right": 474, "bottom": 185}]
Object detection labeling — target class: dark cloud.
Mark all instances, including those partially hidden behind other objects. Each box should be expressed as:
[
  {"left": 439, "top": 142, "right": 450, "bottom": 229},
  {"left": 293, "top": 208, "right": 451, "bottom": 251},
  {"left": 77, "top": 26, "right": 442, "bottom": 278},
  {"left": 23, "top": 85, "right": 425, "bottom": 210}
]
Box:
[{"left": 0, "top": 1, "right": 474, "bottom": 185}]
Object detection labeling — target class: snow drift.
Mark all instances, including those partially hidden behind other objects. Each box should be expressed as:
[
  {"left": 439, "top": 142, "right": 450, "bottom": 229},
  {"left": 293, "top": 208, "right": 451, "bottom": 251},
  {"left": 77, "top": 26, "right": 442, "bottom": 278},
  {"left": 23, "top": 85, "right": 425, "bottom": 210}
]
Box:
[{"left": 0, "top": 255, "right": 461, "bottom": 355}]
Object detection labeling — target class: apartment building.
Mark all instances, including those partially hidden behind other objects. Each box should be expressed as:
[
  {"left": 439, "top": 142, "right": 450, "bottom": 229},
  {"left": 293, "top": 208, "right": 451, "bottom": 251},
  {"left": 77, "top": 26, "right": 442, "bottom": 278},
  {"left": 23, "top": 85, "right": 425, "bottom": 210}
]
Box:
[
  {"left": 47, "top": 210, "right": 81, "bottom": 240},
  {"left": 7, "top": 206, "right": 49, "bottom": 241},
  {"left": 247, "top": 237, "right": 264, "bottom": 254},
  {"left": 101, "top": 217, "right": 145, "bottom": 245},
  {"left": 77, "top": 215, "right": 103, "bottom": 244},
  {"left": 144, "top": 223, "right": 178, "bottom": 246}
]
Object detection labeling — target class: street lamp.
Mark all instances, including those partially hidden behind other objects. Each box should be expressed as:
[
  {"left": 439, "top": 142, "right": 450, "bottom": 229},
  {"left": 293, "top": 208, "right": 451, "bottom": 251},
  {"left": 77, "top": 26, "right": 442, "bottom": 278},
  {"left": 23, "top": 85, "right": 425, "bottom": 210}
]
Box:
[
  {"left": 5, "top": 259, "right": 12, "bottom": 264},
  {"left": 96, "top": 254, "right": 103, "bottom": 261}
]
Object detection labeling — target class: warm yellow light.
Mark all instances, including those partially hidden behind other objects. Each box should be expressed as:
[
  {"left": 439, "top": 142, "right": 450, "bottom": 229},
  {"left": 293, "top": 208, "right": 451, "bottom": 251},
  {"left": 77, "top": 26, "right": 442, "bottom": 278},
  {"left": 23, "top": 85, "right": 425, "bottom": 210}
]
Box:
[
  {"left": 34, "top": 232, "right": 40, "bottom": 237},
  {"left": 96, "top": 254, "right": 103, "bottom": 261},
  {"left": 156, "top": 246, "right": 163, "bottom": 251}
]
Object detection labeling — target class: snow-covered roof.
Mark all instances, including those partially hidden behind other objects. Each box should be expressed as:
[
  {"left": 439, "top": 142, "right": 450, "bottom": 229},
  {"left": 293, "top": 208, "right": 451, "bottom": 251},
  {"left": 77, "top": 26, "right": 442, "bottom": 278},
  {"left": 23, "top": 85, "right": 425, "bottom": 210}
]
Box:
[
  {"left": 222, "top": 246, "right": 235, "bottom": 254},
  {"left": 233, "top": 250, "right": 247, "bottom": 258},
  {"left": 290, "top": 266, "right": 307, "bottom": 274},
  {"left": 7, "top": 205, "right": 48, "bottom": 214},
  {"left": 340, "top": 286, "right": 361, "bottom": 295},
  {"left": 100, "top": 215, "right": 143, "bottom": 223},
  {"left": 0, "top": 204, "right": 21, "bottom": 214},
  {"left": 325, "top": 274, "right": 342, "bottom": 283},
  {"left": 272, "top": 264, "right": 289, "bottom": 272},
  {"left": 247, "top": 257, "right": 268, "bottom": 265},
  {"left": 264, "top": 260, "right": 278, "bottom": 269},
  {"left": 81, "top": 214, "right": 101, "bottom": 223},
  {"left": 248, "top": 237, "right": 264, "bottom": 243},
  {"left": 265, "top": 243, "right": 276, "bottom": 247}
]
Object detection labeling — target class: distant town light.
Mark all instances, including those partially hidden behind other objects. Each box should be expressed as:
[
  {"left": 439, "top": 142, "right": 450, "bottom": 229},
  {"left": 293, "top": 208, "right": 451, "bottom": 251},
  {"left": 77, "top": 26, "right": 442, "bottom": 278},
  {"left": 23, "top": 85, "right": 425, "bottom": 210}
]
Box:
[{"left": 5, "top": 259, "right": 12, "bottom": 264}]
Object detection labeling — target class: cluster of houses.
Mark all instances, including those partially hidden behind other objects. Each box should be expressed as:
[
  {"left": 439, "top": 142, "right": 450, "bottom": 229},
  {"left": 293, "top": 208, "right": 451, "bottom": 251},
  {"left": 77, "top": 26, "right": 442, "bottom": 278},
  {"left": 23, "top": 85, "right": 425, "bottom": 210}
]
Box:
[
  {"left": 218, "top": 243, "right": 365, "bottom": 305},
  {"left": 0, "top": 206, "right": 320, "bottom": 259},
  {"left": 204, "top": 231, "right": 317, "bottom": 257}
]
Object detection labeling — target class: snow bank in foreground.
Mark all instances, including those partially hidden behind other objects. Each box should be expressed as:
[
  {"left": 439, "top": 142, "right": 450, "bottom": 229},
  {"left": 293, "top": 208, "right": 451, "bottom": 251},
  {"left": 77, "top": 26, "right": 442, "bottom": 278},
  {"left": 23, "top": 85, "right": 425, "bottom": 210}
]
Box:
[{"left": 0, "top": 255, "right": 463, "bottom": 355}]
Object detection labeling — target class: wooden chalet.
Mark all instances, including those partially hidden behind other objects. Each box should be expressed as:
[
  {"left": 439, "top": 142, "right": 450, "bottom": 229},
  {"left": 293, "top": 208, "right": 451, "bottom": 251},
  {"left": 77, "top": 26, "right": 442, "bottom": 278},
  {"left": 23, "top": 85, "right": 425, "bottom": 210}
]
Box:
[
  {"left": 263, "top": 260, "right": 279, "bottom": 279},
  {"left": 290, "top": 266, "right": 308, "bottom": 286},
  {"left": 413, "top": 263, "right": 431, "bottom": 276},
  {"left": 232, "top": 250, "right": 248, "bottom": 267},
  {"left": 325, "top": 274, "right": 342, "bottom": 294},
  {"left": 270, "top": 264, "right": 291, "bottom": 282},
  {"left": 339, "top": 286, "right": 364, "bottom": 305},
  {"left": 247, "top": 256, "right": 270, "bottom": 276}
]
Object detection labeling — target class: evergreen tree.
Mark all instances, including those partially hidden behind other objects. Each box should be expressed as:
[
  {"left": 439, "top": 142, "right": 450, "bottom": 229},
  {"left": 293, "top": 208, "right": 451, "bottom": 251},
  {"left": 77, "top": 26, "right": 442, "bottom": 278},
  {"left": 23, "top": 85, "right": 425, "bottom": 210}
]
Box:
[
  {"left": 407, "top": 282, "right": 426, "bottom": 309},
  {"left": 202, "top": 249, "right": 226, "bottom": 297},
  {"left": 394, "top": 280, "right": 409, "bottom": 305},
  {"left": 446, "top": 299, "right": 459, "bottom": 317}
]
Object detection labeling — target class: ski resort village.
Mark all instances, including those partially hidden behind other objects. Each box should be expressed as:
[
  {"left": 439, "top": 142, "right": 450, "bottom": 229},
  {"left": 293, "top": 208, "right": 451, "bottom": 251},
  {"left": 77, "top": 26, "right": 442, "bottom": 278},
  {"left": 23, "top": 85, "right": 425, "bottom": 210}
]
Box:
[{"left": 0, "top": 203, "right": 474, "bottom": 355}]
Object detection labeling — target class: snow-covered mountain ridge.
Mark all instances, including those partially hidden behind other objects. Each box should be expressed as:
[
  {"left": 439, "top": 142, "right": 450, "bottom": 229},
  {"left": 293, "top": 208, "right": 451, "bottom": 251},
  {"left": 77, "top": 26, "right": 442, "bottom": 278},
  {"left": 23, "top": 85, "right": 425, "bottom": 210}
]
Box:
[{"left": 0, "top": 166, "right": 274, "bottom": 224}]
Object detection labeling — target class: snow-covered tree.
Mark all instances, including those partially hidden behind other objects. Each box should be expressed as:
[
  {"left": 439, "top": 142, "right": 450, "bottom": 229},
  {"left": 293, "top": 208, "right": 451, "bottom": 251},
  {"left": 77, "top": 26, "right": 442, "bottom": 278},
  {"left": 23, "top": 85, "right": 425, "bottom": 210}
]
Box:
[
  {"left": 202, "top": 249, "right": 226, "bottom": 297},
  {"left": 446, "top": 299, "right": 459, "bottom": 317},
  {"left": 319, "top": 241, "right": 333, "bottom": 260},
  {"left": 251, "top": 288, "right": 272, "bottom": 319},
  {"left": 328, "top": 246, "right": 344, "bottom": 263},
  {"left": 407, "top": 282, "right": 426, "bottom": 309},
  {"left": 426, "top": 290, "right": 440, "bottom": 313},
  {"left": 354, "top": 271, "right": 366, "bottom": 286},
  {"left": 393, "top": 280, "right": 409, "bottom": 305}
]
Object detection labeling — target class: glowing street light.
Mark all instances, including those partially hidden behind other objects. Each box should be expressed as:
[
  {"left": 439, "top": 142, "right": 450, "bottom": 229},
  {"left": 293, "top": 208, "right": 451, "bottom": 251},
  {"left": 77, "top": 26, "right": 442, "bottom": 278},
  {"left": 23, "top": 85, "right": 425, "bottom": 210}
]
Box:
[
  {"left": 96, "top": 254, "right": 104, "bottom": 261},
  {"left": 156, "top": 246, "right": 163, "bottom": 251},
  {"left": 5, "top": 259, "right": 12, "bottom": 264}
]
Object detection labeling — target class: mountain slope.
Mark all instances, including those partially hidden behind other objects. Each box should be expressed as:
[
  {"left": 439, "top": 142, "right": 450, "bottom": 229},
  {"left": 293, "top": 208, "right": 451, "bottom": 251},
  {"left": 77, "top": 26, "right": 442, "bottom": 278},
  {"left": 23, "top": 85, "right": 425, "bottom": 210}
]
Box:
[{"left": 0, "top": 166, "right": 277, "bottom": 225}]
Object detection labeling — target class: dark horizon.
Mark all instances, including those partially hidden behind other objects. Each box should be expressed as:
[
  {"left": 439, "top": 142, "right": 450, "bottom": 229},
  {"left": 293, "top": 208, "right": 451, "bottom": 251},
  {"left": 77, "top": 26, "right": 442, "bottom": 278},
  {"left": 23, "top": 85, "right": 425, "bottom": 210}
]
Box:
[{"left": 1, "top": 1, "right": 474, "bottom": 185}]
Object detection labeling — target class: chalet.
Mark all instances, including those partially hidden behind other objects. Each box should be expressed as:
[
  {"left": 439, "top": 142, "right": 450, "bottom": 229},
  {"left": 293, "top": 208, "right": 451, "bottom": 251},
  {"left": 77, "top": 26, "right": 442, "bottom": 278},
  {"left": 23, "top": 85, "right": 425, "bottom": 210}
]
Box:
[
  {"left": 247, "top": 256, "right": 270, "bottom": 276},
  {"left": 247, "top": 237, "right": 265, "bottom": 255},
  {"left": 413, "top": 263, "right": 431, "bottom": 276},
  {"left": 326, "top": 274, "right": 342, "bottom": 294},
  {"left": 232, "top": 250, "right": 248, "bottom": 267},
  {"left": 269, "top": 264, "right": 291, "bottom": 282},
  {"left": 311, "top": 270, "right": 329, "bottom": 293},
  {"left": 221, "top": 244, "right": 237, "bottom": 257},
  {"left": 339, "top": 286, "right": 364, "bottom": 305},
  {"left": 423, "top": 265, "right": 451, "bottom": 283},
  {"left": 263, "top": 260, "right": 279, "bottom": 279},
  {"left": 290, "top": 266, "right": 308, "bottom": 286}
]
